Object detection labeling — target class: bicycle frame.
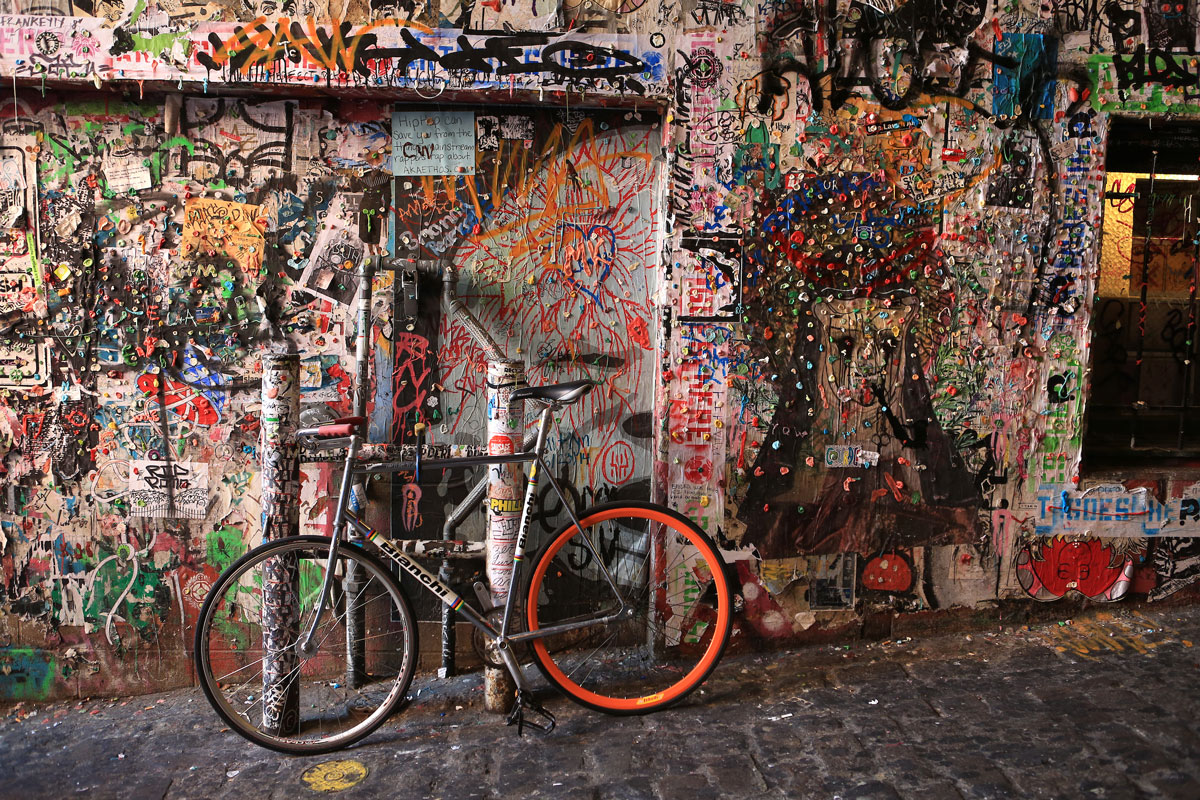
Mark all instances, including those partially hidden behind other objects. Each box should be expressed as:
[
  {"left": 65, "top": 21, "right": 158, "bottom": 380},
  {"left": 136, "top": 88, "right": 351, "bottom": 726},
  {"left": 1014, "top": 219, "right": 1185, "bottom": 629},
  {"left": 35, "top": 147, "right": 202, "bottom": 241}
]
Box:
[{"left": 298, "top": 403, "right": 635, "bottom": 691}]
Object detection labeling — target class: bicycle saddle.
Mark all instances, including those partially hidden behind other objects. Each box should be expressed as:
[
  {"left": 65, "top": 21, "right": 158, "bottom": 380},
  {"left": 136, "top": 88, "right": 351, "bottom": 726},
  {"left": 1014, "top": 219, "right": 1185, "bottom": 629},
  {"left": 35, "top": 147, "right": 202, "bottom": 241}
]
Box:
[{"left": 509, "top": 379, "right": 598, "bottom": 406}]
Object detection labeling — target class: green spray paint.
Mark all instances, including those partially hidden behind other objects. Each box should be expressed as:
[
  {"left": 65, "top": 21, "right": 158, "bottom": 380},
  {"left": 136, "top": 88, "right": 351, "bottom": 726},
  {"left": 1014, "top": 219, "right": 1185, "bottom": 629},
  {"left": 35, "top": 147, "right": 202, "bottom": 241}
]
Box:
[
  {"left": 0, "top": 647, "right": 56, "bottom": 700},
  {"left": 119, "top": 0, "right": 193, "bottom": 60},
  {"left": 207, "top": 525, "right": 246, "bottom": 571}
]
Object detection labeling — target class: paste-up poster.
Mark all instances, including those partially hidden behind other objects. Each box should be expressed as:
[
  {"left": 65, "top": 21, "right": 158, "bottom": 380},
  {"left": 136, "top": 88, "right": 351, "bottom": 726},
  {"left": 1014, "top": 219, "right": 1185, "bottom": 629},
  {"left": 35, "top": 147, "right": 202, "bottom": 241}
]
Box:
[
  {"left": 0, "top": 139, "right": 48, "bottom": 386},
  {"left": 391, "top": 111, "right": 476, "bottom": 176},
  {"left": 1021, "top": 483, "right": 1200, "bottom": 537},
  {"left": 128, "top": 460, "right": 210, "bottom": 519},
  {"left": 180, "top": 197, "right": 266, "bottom": 275},
  {"left": 808, "top": 553, "right": 857, "bottom": 609},
  {"left": 661, "top": 530, "right": 715, "bottom": 647},
  {"left": 103, "top": 157, "right": 153, "bottom": 195},
  {"left": 295, "top": 192, "right": 365, "bottom": 306},
  {"left": 669, "top": 481, "right": 720, "bottom": 539}
]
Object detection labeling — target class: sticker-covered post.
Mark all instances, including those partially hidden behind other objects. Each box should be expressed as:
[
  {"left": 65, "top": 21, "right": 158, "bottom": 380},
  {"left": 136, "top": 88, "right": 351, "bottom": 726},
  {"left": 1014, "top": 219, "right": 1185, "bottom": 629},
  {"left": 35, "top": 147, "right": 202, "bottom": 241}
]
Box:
[
  {"left": 437, "top": 263, "right": 519, "bottom": 712},
  {"left": 485, "top": 360, "right": 525, "bottom": 713},
  {"left": 343, "top": 257, "right": 377, "bottom": 688},
  {"left": 259, "top": 353, "right": 302, "bottom": 736}
]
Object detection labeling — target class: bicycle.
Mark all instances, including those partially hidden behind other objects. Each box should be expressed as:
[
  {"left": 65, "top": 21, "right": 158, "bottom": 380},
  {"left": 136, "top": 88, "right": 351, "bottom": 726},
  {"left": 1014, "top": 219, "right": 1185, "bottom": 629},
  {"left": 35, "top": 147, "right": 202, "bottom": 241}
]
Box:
[{"left": 193, "top": 320, "right": 735, "bottom": 754}]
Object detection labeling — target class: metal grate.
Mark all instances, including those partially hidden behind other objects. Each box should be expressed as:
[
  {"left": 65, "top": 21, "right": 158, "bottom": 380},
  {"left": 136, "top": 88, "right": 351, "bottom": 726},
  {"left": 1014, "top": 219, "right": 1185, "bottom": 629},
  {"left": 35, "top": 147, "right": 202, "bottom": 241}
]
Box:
[{"left": 1086, "top": 132, "right": 1200, "bottom": 462}]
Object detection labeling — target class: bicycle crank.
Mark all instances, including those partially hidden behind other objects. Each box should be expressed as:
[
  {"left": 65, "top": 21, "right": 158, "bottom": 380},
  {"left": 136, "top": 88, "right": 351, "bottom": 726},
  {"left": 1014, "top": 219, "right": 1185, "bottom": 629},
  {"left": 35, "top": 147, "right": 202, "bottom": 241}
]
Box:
[{"left": 472, "top": 608, "right": 507, "bottom": 668}]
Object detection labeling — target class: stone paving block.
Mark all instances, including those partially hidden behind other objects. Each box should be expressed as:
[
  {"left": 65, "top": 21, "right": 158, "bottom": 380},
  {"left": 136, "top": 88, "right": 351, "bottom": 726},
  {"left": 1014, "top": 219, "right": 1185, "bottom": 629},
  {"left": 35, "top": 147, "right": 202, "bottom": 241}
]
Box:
[
  {"left": 906, "top": 660, "right": 992, "bottom": 685},
  {"left": 915, "top": 685, "right": 992, "bottom": 717},
  {"left": 883, "top": 709, "right": 950, "bottom": 739},
  {"left": 1143, "top": 770, "right": 1200, "bottom": 799},
  {"left": 950, "top": 775, "right": 1022, "bottom": 800},
  {"left": 1075, "top": 773, "right": 1141, "bottom": 800},
  {"left": 892, "top": 781, "right": 968, "bottom": 799},
  {"left": 916, "top": 751, "right": 1019, "bottom": 796},
  {"left": 809, "top": 736, "right": 878, "bottom": 776},
  {"left": 827, "top": 660, "right": 912, "bottom": 687},
  {"left": 494, "top": 759, "right": 589, "bottom": 796},
  {"left": 6, "top": 604, "right": 1200, "bottom": 799},
  {"left": 703, "top": 752, "right": 768, "bottom": 793},
  {"left": 841, "top": 712, "right": 910, "bottom": 747},
  {"left": 863, "top": 744, "right": 954, "bottom": 788},
  {"left": 594, "top": 775, "right": 656, "bottom": 800},
  {"left": 748, "top": 706, "right": 836, "bottom": 732},
  {"left": 980, "top": 740, "right": 1073, "bottom": 769},
  {"left": 745, "top": 762, "right": 827, "bottom": 797},
  {"left": 647, "top": 750, "right": 709, "bottom": 776},
  {"left": 834, "top": 779, "right": 904, "bottom": 799},
  {"left": 653, "top": 771, "right": 718, "bottom": 800},
  {"left": 584, "top": 739, "right": 643, "bottom": 773},
  {"left": 1089, "top": 735, "right": 1179, "bottom": 777},
  {"left": 867, "top": 692, "right": 943, "bottom": 720},
  {"left": 744, "top": 724, "right": 824, "bottom": 760},
  {"left": 883, "top": 714, "right": 957, "bottom": 745},
  {"left": 801, "top": 685, "right": 857, "bottom": 710},
  {"left": 425, "top": 779, "right": 492, "bottom": 800},
  {"left": 748, "top": 748, "right": 824, "bottom": 778},
  {"left": 998, "top": 757, "right": 1102, "bottom": 800}
]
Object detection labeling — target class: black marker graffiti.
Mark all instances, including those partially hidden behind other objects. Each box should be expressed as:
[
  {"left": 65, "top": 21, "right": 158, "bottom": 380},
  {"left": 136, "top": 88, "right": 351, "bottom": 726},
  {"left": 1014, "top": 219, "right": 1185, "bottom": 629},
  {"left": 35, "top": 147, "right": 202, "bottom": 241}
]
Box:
[{"left": 198, "top": 23, "right": 648, "bottom": 93}]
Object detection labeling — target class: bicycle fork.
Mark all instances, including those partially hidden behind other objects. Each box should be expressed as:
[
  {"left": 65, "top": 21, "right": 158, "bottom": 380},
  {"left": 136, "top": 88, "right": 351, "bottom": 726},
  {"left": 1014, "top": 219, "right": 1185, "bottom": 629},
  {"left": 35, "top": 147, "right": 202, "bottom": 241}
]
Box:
[{"left": 297, "top": 432, "right": 362, "bottom": 665}]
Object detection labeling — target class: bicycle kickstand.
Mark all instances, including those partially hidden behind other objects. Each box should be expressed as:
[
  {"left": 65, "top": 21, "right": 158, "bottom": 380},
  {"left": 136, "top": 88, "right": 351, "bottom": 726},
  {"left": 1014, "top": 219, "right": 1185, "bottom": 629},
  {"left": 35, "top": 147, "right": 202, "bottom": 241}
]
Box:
[{"left": 506, "top": 690, "right": 556, "bottom": 736}]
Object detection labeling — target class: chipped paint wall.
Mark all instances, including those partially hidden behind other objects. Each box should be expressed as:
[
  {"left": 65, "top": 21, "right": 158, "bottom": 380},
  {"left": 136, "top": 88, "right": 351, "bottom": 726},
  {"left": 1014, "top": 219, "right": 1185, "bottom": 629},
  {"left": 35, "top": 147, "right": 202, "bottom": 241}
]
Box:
[{"left": 0, "top": 2, "right": 1198, "bottom": 700}]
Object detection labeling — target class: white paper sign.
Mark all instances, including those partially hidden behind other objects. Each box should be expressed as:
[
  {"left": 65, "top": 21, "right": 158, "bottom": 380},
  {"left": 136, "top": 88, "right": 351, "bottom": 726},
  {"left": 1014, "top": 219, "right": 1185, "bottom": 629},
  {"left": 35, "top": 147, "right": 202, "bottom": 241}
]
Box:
[
  {"left": 105, "top": 158, "right": 153, "bottom": 194},
  {"left": 128, "top": 460, "right": 209, "bottom": 519},
  {"left": 391, "top": 111, "right": 476, "bottom": 176}
]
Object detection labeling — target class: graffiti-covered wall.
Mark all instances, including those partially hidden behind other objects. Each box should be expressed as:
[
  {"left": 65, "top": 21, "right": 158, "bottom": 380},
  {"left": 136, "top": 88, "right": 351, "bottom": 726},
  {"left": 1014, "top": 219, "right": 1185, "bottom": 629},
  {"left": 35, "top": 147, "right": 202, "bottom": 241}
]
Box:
[{"left": 1, "top": 1, "right": 1200, "bottom": 700}]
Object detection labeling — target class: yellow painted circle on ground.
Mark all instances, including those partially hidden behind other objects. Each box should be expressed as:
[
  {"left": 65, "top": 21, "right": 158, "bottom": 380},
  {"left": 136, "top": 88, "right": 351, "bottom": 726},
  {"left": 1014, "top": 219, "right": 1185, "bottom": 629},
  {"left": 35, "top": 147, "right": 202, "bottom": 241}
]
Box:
[{"left": 301, "top": 759, "right": 369, "bottom": 792}]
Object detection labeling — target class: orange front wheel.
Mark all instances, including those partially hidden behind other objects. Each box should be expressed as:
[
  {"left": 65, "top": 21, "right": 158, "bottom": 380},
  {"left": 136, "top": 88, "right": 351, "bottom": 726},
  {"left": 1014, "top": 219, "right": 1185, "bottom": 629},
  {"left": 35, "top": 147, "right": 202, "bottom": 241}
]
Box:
[{"left": 524, "top": 501, "right": 733, "bottom": 714}]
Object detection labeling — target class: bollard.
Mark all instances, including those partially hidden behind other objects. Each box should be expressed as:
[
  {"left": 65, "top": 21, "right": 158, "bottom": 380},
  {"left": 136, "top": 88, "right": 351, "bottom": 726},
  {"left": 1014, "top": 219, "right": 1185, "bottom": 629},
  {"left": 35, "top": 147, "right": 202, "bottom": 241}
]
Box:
[
  {"left": 259, "top": 353, "right": 302, "bottom": 736},
  {"left": 484, "top": 359, "right": 525, "bottom": 713}
]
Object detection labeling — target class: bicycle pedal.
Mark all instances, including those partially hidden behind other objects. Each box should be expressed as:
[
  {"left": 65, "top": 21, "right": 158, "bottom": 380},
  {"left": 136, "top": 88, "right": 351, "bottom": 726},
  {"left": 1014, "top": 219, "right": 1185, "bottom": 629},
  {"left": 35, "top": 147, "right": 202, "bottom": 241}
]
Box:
[{"left": 505, "top": 693, "right": 556, "bottom": 737}]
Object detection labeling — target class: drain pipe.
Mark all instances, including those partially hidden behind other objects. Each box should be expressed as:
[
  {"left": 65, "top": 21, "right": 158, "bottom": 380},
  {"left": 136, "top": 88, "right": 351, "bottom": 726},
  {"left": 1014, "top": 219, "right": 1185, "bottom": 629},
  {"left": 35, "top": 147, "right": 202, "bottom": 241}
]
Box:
[
  {"left": 441, "top": 264, "right": 505, "bottom": 361},
  {"left": 441, "top": 265, "right": 523, "bottom": 713}
]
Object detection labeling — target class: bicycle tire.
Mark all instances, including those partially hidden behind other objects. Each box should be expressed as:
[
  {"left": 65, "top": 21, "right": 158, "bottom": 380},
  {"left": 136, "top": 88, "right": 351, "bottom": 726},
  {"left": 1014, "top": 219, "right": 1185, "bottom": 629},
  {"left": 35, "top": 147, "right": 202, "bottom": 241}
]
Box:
[
  {"left": 194, "top": 535, "right": 418, "bottom": 754},
  {"left": 524, "top": 501, "right": 733, "bottom": 714}
]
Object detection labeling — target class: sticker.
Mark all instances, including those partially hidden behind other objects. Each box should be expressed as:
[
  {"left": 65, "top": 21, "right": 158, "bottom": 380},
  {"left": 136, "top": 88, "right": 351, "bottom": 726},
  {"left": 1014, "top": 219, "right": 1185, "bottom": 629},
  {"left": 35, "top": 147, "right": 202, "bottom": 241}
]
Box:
[{"left": 301, "top": 760, "right": 369, "bottom": 792}]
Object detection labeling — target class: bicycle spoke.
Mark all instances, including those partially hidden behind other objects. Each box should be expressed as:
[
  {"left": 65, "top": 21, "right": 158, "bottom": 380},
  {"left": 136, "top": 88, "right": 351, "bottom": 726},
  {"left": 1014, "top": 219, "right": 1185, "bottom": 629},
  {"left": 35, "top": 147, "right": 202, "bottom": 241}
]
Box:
[
  {"left": 233, "top": 660, "right": 304, "bottom": 719},
  {"left": 527, "top": 505, "right": 732, "bottom": 714},
  {"left": 208, "top": 657, "right": 266, "bottom": 685},
  {"left": 565, "top": 628, "right": 620, "bottom": 684},
  {"left": 196, "top": 539, "right": 416, "bottom": 754},
  {"left": 222, "top": 676, "right": 265, "bottom": 706}
]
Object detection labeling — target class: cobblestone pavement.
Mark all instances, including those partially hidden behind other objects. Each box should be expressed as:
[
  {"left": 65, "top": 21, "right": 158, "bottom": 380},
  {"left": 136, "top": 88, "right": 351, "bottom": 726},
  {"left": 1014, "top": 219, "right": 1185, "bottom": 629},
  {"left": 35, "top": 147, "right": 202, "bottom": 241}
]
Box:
[{"left": 3, "top": 603, "right": 1200, "bottom": 799}]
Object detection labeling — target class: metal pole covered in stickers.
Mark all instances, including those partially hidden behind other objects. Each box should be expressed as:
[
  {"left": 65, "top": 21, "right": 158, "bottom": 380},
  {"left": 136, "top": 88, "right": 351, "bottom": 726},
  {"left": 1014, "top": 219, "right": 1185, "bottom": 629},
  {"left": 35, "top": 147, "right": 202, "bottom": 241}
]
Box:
[
  {"left": 342, "top": 257, "right": 377, "bottom": 688},
  {"left": 259, "top": 353, "right": 302, "bottom": 736},
  {"left": 485, "top": 359, "right": 525, "bottom": 713}
]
